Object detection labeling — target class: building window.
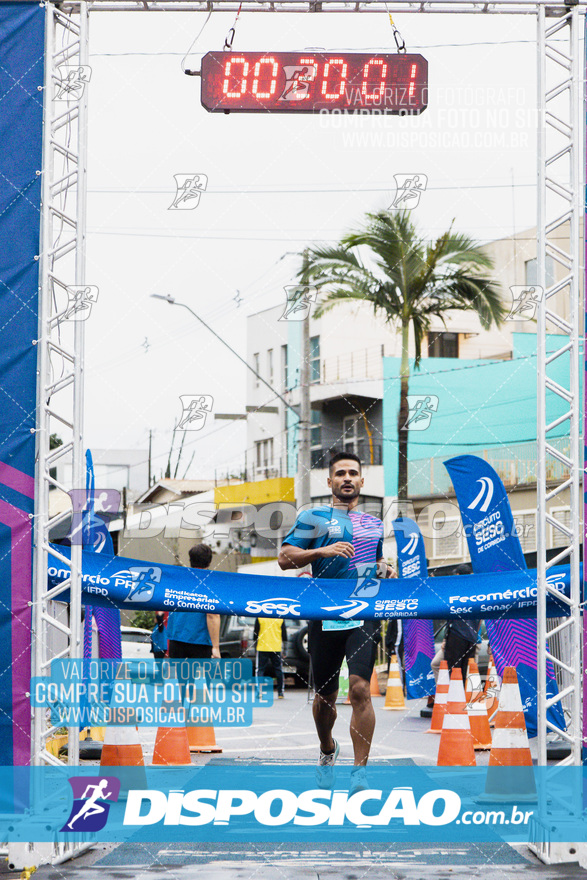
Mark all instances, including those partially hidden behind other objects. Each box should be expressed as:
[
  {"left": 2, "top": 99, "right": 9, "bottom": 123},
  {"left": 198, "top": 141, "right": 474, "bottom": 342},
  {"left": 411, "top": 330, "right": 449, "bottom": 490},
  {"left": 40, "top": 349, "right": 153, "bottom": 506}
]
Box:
[
  {"left": 428, "top": 332, "right": 459, "bottom": 358},
  {"left": 253, "top": 352, "right": 260, "bottom": 387},
  {"left": 432, "top": 516, "right": 462, "bottom": 560},
  {"left": 310, "top": 336, "right": 320, "bottom": 384},
  {"left": 281, "top": 344, "right": 288, "bottom": 391},
  {"left": 267, "top": 349, "right": 274, "bottom": 387},
  {"left": 513, "top": 511, "right": 536, "bottom": 553},
  {"left": 342, "top": 414, "right": 374, "bottom": 462},
  {"left": 255, "top": 438, "right": 275, "bottom": 478},
  {"left": 311, "top": 409, "right": 321, "bottom": 448},
  {"left": 525, "top": 256, "right": 555, "bottom": 288}
]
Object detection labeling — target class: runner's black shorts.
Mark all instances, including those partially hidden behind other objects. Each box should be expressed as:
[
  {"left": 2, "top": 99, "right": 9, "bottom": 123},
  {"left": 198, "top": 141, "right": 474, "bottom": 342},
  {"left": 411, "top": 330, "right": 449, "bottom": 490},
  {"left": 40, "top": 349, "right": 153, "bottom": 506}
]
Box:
[{"left": 308, "top": 620, "right": 380, "bottom": 696}]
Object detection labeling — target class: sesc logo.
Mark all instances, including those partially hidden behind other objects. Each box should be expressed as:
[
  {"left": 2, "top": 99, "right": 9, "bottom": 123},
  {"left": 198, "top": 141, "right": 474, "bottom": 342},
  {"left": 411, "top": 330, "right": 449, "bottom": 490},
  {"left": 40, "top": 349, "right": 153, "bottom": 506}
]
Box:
[
  {"left": 321, "top": 598, "right": 370, "bottom": 619},
  {"left": 244, "top": 597, "right": 301, "bottom": 617},
  {"left": 404, "top": 533, "right": 419, "bottom": 556},
  {"left": 61, "top": 776, "right": 120, "bottom": 832},
  {"left": 467, "top": 477, "right": 494, "bottom": 514}
]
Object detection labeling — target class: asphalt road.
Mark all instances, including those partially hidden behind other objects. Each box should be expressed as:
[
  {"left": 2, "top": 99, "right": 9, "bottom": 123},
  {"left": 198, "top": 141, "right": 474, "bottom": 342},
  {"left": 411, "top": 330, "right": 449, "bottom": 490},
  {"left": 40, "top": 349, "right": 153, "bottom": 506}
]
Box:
[{"left": 27, "top": 687, "right": 587, "bottom": 879}]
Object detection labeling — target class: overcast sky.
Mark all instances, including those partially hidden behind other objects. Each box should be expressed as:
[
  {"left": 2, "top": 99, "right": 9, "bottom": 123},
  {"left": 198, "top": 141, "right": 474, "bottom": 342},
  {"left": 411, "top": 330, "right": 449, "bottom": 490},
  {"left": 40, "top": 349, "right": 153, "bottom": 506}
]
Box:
[{"left": 82, "top": 8, "right": 548, "bottom": 486}]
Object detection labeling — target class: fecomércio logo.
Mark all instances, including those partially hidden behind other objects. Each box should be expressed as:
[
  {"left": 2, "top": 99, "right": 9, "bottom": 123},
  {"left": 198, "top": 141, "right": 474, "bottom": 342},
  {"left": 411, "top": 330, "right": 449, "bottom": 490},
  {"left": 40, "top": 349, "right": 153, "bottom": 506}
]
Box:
[
  {"left": 467, "top": 477, "right": 494, "bottom": 513},
  {"left": 61, "top": 776, "right": 120, "bottom": 833}
]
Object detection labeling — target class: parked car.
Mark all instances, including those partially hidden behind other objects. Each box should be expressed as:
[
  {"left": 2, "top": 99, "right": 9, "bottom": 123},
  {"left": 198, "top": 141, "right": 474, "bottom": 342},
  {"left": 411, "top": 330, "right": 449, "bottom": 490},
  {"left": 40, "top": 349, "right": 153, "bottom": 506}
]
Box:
[
  {"left": 219, "top": 615, "right": 310, "bottom": 687},
  {"left": 120, "top": 625, "right": 151, "bottom": 659}
]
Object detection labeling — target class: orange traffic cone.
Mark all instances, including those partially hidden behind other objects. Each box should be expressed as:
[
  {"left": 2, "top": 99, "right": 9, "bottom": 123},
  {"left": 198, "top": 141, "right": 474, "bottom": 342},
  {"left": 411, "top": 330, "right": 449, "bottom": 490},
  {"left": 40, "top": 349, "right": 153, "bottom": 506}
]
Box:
[
  {"left": 466, "top": 658, "right": 486, "bottom": 704},
  {"left": 484, "top": 659, "right": 501, "bottom": 720},
  {"left": 426, "top": 661, "right": 449, "bottom": 734},
  {"left": 152, "top": 726, "right": 192, "bottom": 765},
  {"left": 464, "top": 658, "right": 475, "bottom": 702},
  {"left": 467, "top": 695, "right": 493, "bottom": 750},
  {"left": 478, "top": 666, "right": 536, "bottom": 802},
  {"left": 370, "top": 668, "right": 382, "bottom": 697},
  {"left": 100, "top": 723, "right": 147, "bottom": 793},
  {"left": 100, "top": 724, "right": 145, "bottom": 768},
  {"left": 382, "top": 654, "right": 405, "bottom": 710},
  {"left": 437, "top": 669, "right": 476, "bottom": 767},
  {"left": 186, "top": 724, "right": 222, "bottom": 753},
  {"left": 467, "top": 660, "right": 486, "bottom": 703}
]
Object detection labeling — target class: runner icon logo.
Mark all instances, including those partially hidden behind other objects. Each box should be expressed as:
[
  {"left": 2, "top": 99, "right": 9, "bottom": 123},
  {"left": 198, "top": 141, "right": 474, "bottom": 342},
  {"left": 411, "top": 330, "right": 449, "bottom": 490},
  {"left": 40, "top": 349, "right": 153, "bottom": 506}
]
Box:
[
  {"left": 124, "top": 566, "right": 162, "bottom": 603},
  {"left": 391, "top": 173, "right": 428, "bottom": 210},
  {"left": 61, "top": 776, "right": 120, "bottom": 833},
  {"left": 169, "top": 174, "right": 208, "bottom": 210},
  {"left": 506, "top": 285, "right": 543, "bottom": 321},
  {"left": 403, "top": 395, "right": 438, "bottom": 431}
]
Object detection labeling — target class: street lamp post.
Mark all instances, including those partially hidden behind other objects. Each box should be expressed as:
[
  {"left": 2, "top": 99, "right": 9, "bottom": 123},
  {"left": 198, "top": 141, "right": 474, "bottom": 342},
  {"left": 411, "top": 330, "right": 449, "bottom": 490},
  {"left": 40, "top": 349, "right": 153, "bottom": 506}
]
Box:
[{"left": 151, "top": 294, "right": 311, "bottom": 507}]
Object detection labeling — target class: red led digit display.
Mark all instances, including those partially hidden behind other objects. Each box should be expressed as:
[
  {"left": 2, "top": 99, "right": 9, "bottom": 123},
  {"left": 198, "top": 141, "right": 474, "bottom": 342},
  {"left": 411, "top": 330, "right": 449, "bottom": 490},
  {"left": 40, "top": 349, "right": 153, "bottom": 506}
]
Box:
[{"left": 200, "top": 51, "right": 427, "bottom": 114}]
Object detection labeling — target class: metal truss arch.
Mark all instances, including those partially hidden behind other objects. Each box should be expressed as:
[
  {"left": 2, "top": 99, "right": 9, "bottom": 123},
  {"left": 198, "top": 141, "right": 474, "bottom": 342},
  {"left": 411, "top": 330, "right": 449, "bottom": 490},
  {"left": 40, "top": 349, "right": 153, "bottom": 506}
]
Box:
[{"left": 25, "top": 0, "right": 585, "bottom": 867}]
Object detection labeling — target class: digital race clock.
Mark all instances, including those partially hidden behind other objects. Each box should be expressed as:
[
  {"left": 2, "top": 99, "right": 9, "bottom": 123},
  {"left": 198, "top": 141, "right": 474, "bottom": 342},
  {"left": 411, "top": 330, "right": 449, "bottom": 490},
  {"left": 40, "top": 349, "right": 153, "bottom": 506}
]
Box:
[{"left": 200, "top": 51, "right": 428, "bottom": 114}]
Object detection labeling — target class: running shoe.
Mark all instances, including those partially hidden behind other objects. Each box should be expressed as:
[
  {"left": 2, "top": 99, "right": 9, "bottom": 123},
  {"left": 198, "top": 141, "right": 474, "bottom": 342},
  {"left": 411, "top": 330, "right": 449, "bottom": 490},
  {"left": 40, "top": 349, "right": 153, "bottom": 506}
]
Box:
[
  {"left": 349, "top": 766, "right": 369, "bottom": 796},
  {"left": 316, "top": 739, "right": 340, "bottom": 789}
]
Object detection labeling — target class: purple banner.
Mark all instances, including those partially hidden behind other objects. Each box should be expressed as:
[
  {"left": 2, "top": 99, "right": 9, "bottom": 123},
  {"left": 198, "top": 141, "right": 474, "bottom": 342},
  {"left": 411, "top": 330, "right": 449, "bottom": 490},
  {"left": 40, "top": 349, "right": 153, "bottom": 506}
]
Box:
[
  {"left": 0, "top": 3, "right": 45, "bottom": 766},
  {"left": 81, "top": 452, "right": 122, "bottom": 662},
  {"left": 392, "top": 517, "right": 434, "bottom": 698},
  {"left": 583, "top": 12, "right": 587, "bottom": 764},
  {"left": 444, "top": 455, "right": 565, "bottom": 738}
]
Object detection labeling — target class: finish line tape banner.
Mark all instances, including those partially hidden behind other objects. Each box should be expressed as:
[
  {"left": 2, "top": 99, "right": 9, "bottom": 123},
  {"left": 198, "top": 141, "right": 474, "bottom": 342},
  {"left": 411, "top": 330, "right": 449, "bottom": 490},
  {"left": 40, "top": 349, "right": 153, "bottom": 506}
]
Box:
[
  {"left": 48, "top": 544, "right": 574, "bottom": 620},
  {"left": 2, "top": 765, "right": 587, "bottom": 844}
]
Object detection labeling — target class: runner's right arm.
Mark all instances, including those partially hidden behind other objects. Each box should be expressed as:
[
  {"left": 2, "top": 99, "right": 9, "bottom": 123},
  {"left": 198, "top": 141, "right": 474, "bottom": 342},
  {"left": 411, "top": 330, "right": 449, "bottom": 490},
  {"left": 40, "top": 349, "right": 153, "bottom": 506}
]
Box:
[{"left": 278, "top": 541, "right": 354, "bottom": 570}]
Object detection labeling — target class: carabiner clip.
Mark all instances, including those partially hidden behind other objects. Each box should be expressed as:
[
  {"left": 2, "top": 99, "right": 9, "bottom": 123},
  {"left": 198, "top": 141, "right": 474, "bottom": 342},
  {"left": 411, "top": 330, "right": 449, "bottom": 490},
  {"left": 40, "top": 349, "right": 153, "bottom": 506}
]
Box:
[
  {"left": 224, "top": 28, "right": 235, "bottom": 51},
  {"left": 393, "top": 28, "right": 406, "bottom": 54}
]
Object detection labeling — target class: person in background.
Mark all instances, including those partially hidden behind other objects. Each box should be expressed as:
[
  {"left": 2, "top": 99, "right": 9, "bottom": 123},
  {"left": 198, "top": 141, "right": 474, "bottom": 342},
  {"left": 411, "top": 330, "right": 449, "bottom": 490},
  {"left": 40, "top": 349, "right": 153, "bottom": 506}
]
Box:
[
  {"left": 254, "top": 617, "right": 287, "bottom": 699},
  {"left": 166, "top": 544, "right": 220, "bottom": 659},
  {"left": 150, "top": 611, "right": 167, "bottom": 659},
  {"left": 444, "top": 563, "right": 480, "bottom": 685}
]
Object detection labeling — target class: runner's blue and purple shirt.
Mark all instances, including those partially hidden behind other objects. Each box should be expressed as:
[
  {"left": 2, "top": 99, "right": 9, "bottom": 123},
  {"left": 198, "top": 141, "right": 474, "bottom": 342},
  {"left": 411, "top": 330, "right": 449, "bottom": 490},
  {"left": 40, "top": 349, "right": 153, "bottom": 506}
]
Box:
[
  {"left": 282, "top": 505, "right": 384, "bottom": 579},
  {"left": 282, "top": 506, "right": 384, "bottom": 630}
]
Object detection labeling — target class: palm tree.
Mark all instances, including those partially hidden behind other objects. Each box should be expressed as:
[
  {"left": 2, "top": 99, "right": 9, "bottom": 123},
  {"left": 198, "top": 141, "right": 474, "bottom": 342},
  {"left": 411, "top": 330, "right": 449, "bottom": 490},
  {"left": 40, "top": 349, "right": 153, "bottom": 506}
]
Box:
[{"left": 298, "top": 210, "right": 506, "bottom": 502}]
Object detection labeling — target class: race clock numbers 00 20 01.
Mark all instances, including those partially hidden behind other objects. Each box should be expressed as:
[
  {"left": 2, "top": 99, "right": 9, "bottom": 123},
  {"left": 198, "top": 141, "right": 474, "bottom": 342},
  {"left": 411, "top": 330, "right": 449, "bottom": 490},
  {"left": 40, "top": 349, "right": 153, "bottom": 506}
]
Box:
[{"left": 200, "top": 51, "right": 428, "bottom": 115}]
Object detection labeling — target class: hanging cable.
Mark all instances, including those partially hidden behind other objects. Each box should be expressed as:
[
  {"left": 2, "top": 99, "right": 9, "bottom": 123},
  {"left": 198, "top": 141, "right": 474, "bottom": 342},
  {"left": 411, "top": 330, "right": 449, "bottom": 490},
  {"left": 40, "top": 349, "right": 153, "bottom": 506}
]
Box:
[
  {"left": 385, "top": 5, "right": 406, "bottom": 54},
  {"left": 182, "top": 9, "right": 213, "bottom": 76},
  {"left": 223, "top": 2, "right": 243, "bottom": 52}
]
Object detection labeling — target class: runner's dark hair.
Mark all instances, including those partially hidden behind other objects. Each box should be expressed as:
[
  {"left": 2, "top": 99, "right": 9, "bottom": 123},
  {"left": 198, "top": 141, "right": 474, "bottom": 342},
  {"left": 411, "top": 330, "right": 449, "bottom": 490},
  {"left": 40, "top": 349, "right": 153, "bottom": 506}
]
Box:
[
  {"left": 189, "top": 543, "right": 213, "bottom": 569},
  {"left": 328, "top": 451, "right": 362, "bottom": 473}
]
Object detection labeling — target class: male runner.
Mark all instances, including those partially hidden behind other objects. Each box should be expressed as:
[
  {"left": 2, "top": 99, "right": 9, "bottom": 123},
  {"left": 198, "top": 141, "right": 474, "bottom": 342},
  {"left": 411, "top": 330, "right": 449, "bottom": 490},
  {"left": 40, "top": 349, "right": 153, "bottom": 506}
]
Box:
[{"left": 278, "top": 452, "right": 395, "bottom": 793}]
